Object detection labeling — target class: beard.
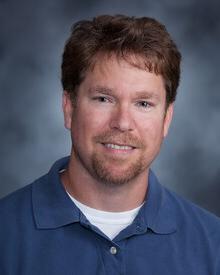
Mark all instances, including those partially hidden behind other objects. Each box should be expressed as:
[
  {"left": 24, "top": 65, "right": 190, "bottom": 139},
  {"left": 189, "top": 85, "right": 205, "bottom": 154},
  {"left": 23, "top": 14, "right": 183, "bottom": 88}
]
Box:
[
  {"left": 73, "top": 130, "right": 150, "bottom": 186},
  {"left": 91, "top": 150, "right": 146, "bottom": 186}
]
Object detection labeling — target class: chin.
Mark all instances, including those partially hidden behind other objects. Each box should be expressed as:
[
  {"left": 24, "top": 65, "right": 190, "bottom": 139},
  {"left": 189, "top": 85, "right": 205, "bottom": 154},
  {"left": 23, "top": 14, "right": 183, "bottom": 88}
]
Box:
[{"left": 91, "top": 155, "right": 147, "bottom": 186}]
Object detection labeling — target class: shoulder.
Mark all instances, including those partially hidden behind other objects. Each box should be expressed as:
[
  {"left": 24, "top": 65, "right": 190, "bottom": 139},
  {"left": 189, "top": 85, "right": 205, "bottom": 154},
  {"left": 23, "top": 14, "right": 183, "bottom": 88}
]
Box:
[
  {"left": 0, "top": 176, "right": 43, "bottom": 215},
  {"left": 165, "top": 185, "right": 220, "bottom": 220},
  {"left": 148, "top": 174, "right": 220, "bottom": 272},
  {"left": 149, "top": 171, "right": 220, "bottom": 233},
  {"left": 162, "top": 184, "right": 220, "bottom": 240},
  {"left": 0, "top": 157, "right": 69, "bottom": 217},
  {"left": 0, "top": 175, "right": 50, "bottom": 252},
  {"left": 0, "top": 183, "right": 33, "bottom": 214}
]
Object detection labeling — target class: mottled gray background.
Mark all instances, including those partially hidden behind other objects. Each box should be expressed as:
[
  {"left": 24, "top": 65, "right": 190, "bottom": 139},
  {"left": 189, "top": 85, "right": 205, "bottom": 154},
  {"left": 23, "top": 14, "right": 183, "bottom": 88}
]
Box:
[{"left": 1, "top": 0, "right": 220, "bottom": 215}]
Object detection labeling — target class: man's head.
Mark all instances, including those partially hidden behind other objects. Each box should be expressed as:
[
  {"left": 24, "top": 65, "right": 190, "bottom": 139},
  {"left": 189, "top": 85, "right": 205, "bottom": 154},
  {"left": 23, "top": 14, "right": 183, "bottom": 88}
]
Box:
[
  {"left": 62, "top": 15, "right": 181, "bottom": 186},
  {"left": 61, "top": 15, "right": 181, "bottom": 108}
]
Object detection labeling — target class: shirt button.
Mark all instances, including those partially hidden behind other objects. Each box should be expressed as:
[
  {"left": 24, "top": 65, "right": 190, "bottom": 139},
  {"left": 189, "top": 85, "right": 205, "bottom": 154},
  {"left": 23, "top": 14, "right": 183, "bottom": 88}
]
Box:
[{"left": 110, "top": 246, "right": 117, "bottom": 255}]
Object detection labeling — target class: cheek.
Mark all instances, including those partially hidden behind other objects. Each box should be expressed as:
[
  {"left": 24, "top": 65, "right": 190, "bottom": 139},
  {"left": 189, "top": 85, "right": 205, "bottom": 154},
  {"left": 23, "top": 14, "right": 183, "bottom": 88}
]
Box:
[
  {"left": 138, "top": 117, "right": 165, "bottom": 144},
  {"left": 73, "top": 109, "right": 110, "bottom": 142},
  {"left": 85, "top": 106, "right": 112, "bottom": 129}
]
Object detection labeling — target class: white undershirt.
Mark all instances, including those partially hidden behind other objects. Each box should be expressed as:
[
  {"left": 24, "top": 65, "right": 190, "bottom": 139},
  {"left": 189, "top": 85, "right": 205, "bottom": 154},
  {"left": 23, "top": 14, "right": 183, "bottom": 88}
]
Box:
[{"left": 67, "top": 192, "right": 143, "bottom": 240}]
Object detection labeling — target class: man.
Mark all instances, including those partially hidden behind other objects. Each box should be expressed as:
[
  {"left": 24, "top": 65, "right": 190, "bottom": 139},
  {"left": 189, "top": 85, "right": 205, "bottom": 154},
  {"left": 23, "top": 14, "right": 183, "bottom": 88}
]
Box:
[{"left": 0, "top": 15, "right": 220, "bottom": 275}]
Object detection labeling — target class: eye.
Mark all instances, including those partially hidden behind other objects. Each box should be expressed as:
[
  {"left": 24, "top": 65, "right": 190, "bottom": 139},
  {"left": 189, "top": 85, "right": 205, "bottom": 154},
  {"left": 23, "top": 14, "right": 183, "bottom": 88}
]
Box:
[
  {"left": 136, "top": 101, "right": 151, "bottom": 109},
  {"left": 92, "top": 96, "right": 111, "bottom": 103}
]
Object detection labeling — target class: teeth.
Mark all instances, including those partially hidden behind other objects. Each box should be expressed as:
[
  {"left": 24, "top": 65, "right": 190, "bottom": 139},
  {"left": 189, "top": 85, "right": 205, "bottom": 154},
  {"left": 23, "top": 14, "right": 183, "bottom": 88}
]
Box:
[{"left": 104, "top": 143, "right": 133, "bottom": 150}]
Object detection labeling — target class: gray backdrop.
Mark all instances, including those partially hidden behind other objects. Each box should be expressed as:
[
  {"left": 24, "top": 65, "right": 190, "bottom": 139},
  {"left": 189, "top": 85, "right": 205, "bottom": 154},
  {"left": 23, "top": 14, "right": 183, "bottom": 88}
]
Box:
[{"left": 1, "top": 0, "right": 220, "bottom": 215}]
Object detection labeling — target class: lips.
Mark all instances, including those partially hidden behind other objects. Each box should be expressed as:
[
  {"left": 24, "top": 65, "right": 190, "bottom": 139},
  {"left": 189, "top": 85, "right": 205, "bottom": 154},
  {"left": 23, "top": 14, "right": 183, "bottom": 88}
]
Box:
[
  {"left": 94, "top": 132, "right": 142, "bottom": 150},
  {"left": 103, "top": 143, "right": 134, "bottom": 150}
]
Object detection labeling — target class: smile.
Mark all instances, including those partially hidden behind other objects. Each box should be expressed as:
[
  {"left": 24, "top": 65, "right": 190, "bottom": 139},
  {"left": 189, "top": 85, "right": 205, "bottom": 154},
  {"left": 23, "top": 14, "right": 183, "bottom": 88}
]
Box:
[{"left": 103, "top": 143, "right": 134, "bottom": 150}]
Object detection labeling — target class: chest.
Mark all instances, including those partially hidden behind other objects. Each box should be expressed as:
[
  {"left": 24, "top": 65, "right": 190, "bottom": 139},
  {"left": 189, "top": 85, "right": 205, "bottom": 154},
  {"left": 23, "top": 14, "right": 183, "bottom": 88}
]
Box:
[{"left": 1, "top": 224, "right": 215, "bottom": 275}]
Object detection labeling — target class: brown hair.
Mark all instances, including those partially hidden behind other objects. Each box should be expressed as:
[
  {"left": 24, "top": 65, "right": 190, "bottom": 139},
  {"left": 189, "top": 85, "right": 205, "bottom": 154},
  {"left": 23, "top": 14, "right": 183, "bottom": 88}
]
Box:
[{"left": 61, "top": 15, "right": 181, "bottom": 106}]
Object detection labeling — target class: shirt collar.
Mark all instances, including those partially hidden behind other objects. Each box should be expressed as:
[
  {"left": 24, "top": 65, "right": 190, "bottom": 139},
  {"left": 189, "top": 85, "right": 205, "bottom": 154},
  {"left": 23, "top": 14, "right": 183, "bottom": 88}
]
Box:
[
  {"left": 32, "top": 157, "right": 80, "bottom": 229},
  {"left": 139, "top": 170, "right": 177, "bottom": 234},
  {"left": 32, "top": 157, "right": 177, "bottom": 233}
]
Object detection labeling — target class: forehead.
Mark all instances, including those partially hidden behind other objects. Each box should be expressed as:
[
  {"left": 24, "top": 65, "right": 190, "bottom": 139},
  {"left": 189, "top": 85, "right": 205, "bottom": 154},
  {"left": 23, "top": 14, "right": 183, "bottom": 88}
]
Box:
[{"left": 82, "top": 55, "right": 166, "bottom": 97}]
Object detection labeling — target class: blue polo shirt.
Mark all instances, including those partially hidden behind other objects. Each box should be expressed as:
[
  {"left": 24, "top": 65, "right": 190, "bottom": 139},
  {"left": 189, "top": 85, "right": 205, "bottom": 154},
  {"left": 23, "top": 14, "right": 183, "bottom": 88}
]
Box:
[{"left": 0, "top": 157, "right": 220, "bottom": 274}]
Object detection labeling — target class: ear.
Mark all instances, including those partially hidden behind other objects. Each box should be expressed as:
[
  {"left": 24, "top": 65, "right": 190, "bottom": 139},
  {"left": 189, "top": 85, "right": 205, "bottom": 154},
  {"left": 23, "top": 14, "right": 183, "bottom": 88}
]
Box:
[
  {"left": 163, "top": 103, "right": 174, "bottom": 138},
  {"left": 62, "top": 91, "right": 73, "bottom": 130}
]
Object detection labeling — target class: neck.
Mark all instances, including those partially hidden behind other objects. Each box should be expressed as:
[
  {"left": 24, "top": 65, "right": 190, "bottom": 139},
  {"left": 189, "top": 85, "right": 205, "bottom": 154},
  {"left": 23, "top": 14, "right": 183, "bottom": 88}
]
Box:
[{"left": 61, "top": 153, "right": 149, "bottom": 212}]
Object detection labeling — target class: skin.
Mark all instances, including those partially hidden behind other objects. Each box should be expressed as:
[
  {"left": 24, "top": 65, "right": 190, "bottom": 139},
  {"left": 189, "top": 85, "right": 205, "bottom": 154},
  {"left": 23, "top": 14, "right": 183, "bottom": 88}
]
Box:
[{"left": 61, "top": 55, "right": 173, "bottom": 212}]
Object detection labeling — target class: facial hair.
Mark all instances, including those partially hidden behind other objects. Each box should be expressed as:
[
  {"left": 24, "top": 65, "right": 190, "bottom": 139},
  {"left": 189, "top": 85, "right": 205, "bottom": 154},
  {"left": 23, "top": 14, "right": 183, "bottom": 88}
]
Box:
[{"left": 89, "top": 130, "right": 148, "bottom": 186}]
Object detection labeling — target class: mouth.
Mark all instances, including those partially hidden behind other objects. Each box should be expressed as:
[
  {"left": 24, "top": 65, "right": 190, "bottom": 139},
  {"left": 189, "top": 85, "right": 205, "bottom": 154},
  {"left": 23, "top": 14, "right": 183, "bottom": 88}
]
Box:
[{"left": 101, "top": 143, "right": 136, "bottom": 153}]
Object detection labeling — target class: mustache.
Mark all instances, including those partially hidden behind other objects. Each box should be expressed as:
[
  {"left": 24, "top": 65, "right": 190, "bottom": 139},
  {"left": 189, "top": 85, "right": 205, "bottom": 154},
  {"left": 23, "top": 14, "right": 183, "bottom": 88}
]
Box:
[{"left": 93, "top": 131, "right": 144, "bottom": 148}]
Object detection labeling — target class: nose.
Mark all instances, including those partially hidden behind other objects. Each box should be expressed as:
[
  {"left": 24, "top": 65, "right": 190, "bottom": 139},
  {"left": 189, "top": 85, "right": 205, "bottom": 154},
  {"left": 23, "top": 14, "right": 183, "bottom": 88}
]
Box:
[{"left": 109, "top": 103, "right": 134, "bottom": 132}]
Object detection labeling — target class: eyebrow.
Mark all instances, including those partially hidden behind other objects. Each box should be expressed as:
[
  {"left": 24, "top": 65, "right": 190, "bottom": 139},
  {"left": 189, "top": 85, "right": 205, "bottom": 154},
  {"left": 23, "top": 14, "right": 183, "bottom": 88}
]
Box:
[
  {"left": 133, "top": 91, "right": 160, "bottom": 100},
  {"left": 89, "top": 86, "right": 113, "bottom": 95},
  {"left": 89, "top": 86, "right": 160, "bottom": 100}
]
